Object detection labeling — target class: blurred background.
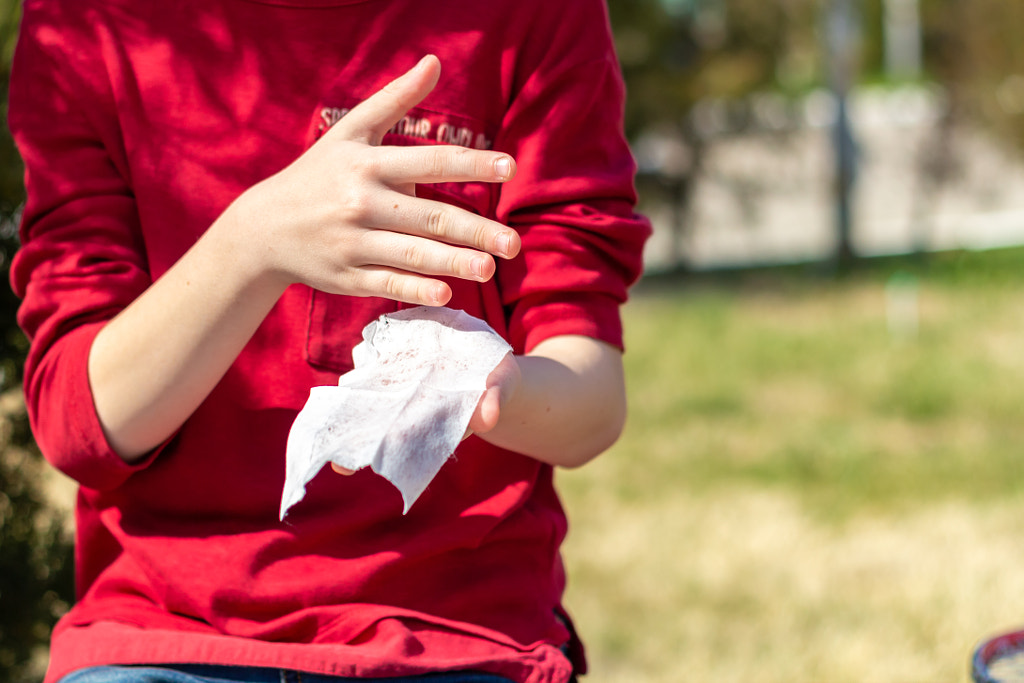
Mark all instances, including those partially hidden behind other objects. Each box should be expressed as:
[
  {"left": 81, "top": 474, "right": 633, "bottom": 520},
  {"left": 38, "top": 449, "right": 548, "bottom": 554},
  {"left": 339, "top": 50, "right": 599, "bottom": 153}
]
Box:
[{"left": 3, "top": 0, "right": 1024, "bottom": 681}]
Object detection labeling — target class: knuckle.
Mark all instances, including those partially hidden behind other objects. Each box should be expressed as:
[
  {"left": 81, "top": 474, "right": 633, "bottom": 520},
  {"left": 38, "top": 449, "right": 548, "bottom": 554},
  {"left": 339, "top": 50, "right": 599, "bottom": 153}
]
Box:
[
  {"left": 348, "top": 151, "right": 379, "bottom": 179},
  {"left": 428, "top": 150, "right": 450, "bottom": 179},
  {"left": 449, "top": 252, "right": 465, "bottom": 276},
  {"left": 428, "top": 147, "right": 472, "bottom": 179},
  {"left": 424, "top": 206, "right": 450, "bottom": 237},
  {"left": 380, "top": 272, "right": 405, "bottom": 300},
  {"left": 379, "top": 82, "right": 408, "bottom": 111},
  {"left": 342, "top": 186, "right": 374, "bottom": 222},
  {"left": 401, "top": 242, "right": 426, "bottom": 272},
  {"left": 336, "top": 272, "right": 364, "bottom": 297},
  {"left": 472, "top": 221, "right": 491, "bottom": 248}
]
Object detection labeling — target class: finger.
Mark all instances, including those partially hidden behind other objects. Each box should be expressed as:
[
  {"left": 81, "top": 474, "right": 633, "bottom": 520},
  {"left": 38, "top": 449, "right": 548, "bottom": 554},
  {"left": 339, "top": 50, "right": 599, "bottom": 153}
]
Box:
[
  {"left": 372, "top": 146, "right": 517, "bottom": 185},
  {"left": 331, "top": 463, "right": 356, "bottom": 476},
  {"left": 355, "top": 230, "right": 498, "bottom": 282},
  {"left": 467, "top": 386, "right": 502, "bottom": 435},
  {"left": 489, "top": 353, "right": 520, "bottom": 407},
  {"left": 348, "top": 265, "right": 453, "bottom": 307},
  {"left": 329, "top": 55, "right": 441, "bottom": 146},
  {"left": 367, "top": 193, "right": 521, "bottom": 260}
]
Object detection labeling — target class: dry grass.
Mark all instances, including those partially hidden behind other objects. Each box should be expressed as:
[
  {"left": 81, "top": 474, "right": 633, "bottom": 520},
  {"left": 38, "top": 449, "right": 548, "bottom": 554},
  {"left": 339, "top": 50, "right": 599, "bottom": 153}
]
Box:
[
  {"left": 559, "top": 251, "right": 1024, "bottom": 682},
  {"left": 562, "top": 487, "right": 1024, "bottom": 683}
]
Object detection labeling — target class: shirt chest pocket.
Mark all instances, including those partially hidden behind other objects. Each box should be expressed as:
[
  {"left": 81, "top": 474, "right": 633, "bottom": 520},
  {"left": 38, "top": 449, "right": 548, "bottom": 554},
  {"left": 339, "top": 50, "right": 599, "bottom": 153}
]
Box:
[{"left": 305, "top": 293, "right": 398, "bottom": 374}]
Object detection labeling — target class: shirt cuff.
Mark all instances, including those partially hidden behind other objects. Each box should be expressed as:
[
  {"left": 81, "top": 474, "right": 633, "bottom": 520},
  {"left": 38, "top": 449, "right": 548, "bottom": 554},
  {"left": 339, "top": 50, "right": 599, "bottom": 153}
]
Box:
[
  {"left": 508, "top": 292, "right": 624, "bottom": 355},
  {"left": 29, "top": 321, "right": 163, "bottom": 492}
]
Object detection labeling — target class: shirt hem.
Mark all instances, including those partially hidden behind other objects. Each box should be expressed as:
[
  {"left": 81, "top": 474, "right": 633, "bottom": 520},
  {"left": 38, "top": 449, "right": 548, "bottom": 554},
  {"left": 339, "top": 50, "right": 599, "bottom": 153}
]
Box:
[{"left": 46, "top": 620, "right": 576, "bottom": 683}]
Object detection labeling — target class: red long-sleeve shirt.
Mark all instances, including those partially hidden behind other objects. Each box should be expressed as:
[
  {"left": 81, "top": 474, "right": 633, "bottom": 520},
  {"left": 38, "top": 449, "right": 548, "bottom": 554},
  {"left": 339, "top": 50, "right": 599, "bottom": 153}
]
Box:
[{"left": 9, "top": 1, "right": 650, "bottom": 682}]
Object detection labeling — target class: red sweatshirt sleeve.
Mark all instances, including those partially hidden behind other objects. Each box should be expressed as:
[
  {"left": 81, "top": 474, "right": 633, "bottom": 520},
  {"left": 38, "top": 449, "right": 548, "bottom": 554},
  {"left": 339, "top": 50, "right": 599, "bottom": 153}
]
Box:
[
  {"left": 9, "top": 3, "right": 156, "bottom": 490},
  {"left": 494, "top": 0, "right": 651, "bottom": 354}
]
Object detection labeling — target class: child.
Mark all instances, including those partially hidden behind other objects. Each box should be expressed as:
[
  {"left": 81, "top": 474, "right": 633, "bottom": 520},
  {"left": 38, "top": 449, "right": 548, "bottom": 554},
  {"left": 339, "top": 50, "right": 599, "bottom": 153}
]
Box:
[{"left": 8, "top": 0, "right": 650, "bottom": 681}]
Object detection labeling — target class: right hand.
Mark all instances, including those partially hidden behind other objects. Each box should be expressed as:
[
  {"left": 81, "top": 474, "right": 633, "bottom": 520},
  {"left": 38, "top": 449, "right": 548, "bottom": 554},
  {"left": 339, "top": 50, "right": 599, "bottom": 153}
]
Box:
[{"left": 227, "top": 54, "right": 521, "bottom": 306}]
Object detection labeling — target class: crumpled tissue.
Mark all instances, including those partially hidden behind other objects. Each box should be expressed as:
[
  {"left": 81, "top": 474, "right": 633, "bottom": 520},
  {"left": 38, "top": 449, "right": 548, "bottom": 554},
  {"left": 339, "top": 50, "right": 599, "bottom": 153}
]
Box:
[{"left": 280, "top": 306, "right": 512, "bottom": 519}]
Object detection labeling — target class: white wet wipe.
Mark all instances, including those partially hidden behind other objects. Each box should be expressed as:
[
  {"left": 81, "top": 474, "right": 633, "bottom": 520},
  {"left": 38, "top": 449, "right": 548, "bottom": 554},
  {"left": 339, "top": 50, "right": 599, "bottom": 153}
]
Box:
[{"left": 281, "top": 306, "right": 512, "bottom": 519}]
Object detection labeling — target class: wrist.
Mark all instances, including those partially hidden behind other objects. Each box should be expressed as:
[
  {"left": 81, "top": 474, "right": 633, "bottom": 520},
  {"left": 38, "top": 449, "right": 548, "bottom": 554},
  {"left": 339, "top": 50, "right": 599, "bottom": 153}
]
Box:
[{"left": 208, "top": 191, "right": 292, "bottom": 299}]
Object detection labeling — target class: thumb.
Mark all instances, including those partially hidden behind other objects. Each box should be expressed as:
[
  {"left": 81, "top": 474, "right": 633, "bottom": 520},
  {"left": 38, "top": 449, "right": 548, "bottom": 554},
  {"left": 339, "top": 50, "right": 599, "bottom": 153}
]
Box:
[
  {"left": 328, "top": 55, "right": 441, "bottom": 146},
  {"left": 467, "top": 385, "right": 502, "bottom": 437}
]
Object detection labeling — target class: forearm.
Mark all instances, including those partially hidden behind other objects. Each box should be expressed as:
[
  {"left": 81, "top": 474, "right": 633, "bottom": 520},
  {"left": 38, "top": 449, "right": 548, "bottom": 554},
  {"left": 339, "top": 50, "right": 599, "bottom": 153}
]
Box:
[
  {"left": 88, "top": 206, "right": 286, "bottom": 462},
  {"left": 480, "top": 335, "right": 626, "bottom": 468}
]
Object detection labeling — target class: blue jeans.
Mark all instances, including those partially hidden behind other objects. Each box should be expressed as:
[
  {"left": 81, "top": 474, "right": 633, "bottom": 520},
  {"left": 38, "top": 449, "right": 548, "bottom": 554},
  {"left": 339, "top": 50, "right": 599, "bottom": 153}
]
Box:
[{"left": 58, "top": 664, "right": 516, "bottom": 683}]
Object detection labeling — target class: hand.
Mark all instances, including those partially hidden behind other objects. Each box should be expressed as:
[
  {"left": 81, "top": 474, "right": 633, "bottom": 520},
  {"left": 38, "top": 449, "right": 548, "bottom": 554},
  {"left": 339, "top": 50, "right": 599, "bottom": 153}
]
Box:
[{"left": 228, "top": 54, "right": 521, "bottom": 306}]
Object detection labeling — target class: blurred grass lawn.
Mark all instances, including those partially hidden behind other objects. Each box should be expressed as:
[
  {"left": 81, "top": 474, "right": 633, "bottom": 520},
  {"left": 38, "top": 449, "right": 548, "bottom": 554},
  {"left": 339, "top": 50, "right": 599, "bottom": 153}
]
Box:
[{"left": 559, "top": 248, "right": 1024, "bottom": 683}]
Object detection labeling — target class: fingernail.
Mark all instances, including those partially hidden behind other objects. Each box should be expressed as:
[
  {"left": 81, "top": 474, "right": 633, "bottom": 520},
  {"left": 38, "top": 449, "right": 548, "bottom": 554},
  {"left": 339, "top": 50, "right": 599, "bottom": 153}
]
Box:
[{"left": 494, "top": 156, "right": 513, "bottom": 181}]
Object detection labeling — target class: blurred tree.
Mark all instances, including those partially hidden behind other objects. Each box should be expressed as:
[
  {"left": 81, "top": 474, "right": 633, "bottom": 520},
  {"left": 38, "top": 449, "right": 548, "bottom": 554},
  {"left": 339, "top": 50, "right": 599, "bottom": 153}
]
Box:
[
  {"left": 0, "top": 1, "right": 76, "bottom": 682},
  {"left": 0, "top": 0, "right": 25, "bottom": 385},
  {"left": 608, "top": 0, "right": 1024, "bottom": 166},
  {"left": 920, "top": 0, "right": 1024, "bottom": 151},
  {"left": 606, "top": 0, "right": 1024, "bottom": 269},
  {"left": 608, "top": 0, "right": 822, "bottom": 268},
  {"left": 608, "top": 0, "right": 822, "bottom": 139},
  {"left": 606, "top": 0, "right": 806, "bottom": 139}
]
